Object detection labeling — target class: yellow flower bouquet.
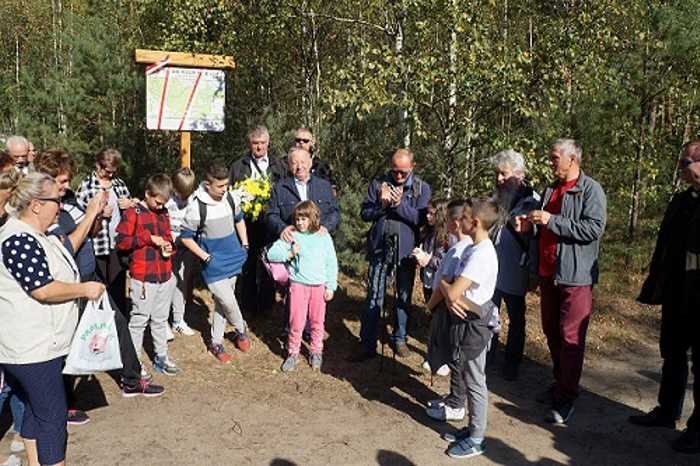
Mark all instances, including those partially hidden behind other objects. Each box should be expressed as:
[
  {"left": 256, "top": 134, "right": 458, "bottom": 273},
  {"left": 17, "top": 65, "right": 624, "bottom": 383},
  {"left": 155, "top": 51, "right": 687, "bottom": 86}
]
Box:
[{"left": 229, "top": 177, "right": 272, "bottom": 222}]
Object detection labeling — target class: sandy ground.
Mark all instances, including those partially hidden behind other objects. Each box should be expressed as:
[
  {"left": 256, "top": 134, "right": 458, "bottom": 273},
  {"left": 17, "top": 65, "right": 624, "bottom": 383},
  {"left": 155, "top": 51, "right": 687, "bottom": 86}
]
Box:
[{"left": 0, "top": 278, "right": 696, "bottom": 466}]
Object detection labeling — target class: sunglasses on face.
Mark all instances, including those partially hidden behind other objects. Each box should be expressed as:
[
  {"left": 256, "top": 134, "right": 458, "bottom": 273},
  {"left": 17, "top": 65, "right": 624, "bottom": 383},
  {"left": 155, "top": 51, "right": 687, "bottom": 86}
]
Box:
[
  {"left": 37, "top": 197, "right": 61, "bottom": 206},
  {"left": 679, "top": 159, "right": 699, "bottom": 169},
  {"left": 295, "top": 138, "right": 311, "bottom": 144},
  {"left": 391, "top": 168, "right": 411, "bottom": 176}
]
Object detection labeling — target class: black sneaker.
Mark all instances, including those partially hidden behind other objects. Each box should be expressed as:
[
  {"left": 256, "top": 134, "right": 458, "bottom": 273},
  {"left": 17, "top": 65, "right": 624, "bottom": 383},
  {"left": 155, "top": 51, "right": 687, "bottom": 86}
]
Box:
[
  {"left": 546, "top": 401, "right": 575, "bottom": 425},
  {"left": 67, "top": 409, "right": 90, "bottom": 425},
  {"left": 628, "top": 407, "right": 676, "bottom": 429},
  {"left": 535, "top": 385, "right": 556, "bottom": 405},
  {"left": 349, "top": 350, "right": 377, "bottom": 363},
  {"left": 671, "top": 429, "right": 700, "bottom": 454},
  {"left": 122, "top": 379, "right": 166, "bottom": 398}
]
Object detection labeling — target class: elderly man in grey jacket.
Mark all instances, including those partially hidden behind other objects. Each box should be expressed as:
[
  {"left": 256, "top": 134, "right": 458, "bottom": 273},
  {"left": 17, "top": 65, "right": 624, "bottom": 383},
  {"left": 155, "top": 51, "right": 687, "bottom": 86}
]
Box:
[
  {"left": 517, "top": 138, "right": 607, "bottom": 426},
  {"left": 489, "top": 149, "right": 540, "bottom": 381}
]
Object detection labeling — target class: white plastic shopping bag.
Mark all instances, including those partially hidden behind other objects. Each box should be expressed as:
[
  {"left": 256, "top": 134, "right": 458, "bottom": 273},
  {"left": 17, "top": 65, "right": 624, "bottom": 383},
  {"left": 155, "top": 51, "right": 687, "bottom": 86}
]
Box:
[{"left": 63, "top": 292, "right": 123, "bottom": 375}]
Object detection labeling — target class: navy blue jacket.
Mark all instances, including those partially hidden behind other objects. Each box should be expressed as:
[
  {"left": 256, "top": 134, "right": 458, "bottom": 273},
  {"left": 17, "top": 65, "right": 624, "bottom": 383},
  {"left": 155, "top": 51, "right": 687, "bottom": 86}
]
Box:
[
  {"left": 265, "top": 175, "right": 340, "bottom": 238},
  {"left": 361, "top": 173, "right": 431, "bottom": 260}
]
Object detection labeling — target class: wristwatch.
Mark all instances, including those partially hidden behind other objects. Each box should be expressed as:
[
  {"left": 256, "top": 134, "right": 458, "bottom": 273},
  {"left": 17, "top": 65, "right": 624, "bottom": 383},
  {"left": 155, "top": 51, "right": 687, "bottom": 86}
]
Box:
[
  {"left": 203, "top": 255, "right": 212, "bottom": 264},
  {"left": 242, "top": 244, "right": 250, "bottom": 250}
]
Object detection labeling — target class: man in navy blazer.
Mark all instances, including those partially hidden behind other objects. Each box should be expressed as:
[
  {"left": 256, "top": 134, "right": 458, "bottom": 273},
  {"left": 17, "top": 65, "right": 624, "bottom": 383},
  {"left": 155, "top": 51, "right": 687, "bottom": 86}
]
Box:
[{"left": 266, "top": 148, "right": 340, "bottom": 242}]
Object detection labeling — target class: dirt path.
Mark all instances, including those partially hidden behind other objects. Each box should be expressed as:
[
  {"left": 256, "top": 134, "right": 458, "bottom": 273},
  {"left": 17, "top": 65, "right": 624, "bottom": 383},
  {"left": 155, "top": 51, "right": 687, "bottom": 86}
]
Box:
[{"left": 1, "top": 282, "right": 695, "bottom": 466}]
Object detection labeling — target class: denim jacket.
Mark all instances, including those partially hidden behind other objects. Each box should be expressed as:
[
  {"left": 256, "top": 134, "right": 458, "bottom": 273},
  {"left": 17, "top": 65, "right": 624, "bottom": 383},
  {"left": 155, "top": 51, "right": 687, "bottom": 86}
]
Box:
[{"left": 360, "top": 173, "right": 431, "bottom": 260}]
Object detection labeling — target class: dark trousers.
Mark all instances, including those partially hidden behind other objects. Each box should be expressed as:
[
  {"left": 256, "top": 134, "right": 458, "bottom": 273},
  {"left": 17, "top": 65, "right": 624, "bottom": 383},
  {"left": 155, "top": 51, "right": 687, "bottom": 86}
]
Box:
[
  {"left": 236, "top": 220, "right": 274, "bottom": 314},
  {"left": 360, "top": 254, "right": 416, "bottom": 352},
  {"left": 422, "top": 286, "right": 433, "bottom": 303},
  {"left": 489, "top": 289, "right": 527, "bottom": 367},
  {"left": 539, "top": 278, "right": 592, "bottom": 403},
  {"left": 657, "top": 308, "right": 699, "bottom": 431},
  {"left": 2, "top": 357, "right": 68, "bottom": 465},
  {"left": 95, "top": 251, "right": 127, "bottom": 315}
]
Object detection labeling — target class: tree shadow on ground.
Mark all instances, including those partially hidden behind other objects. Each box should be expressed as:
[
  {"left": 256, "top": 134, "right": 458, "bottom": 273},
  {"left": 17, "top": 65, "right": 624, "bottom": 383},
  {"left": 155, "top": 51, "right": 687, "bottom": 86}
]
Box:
[
  {"left": 245, "top": 279, "right": 699, "bottom": 466},
  {"left": 376, "top": 449, "right": 417, "bottom": 465},
  {"left": 71, "top": 375, "right": 109, "bottom": 413},
  {"left": 318, "top": 286, "right": 454, "bottom": 438},
  {"left": 483, "top": 350, "right": 698, "bottom": 466},
  {"left": 269, "top": 459, "right": 298, "bottom": 466}
]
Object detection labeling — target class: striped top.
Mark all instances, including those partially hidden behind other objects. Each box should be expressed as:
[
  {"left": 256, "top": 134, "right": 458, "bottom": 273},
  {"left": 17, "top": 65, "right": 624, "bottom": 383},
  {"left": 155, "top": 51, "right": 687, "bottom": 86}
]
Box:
[{"left": 180, "top": 185, "right": 247, "bottom": 284}]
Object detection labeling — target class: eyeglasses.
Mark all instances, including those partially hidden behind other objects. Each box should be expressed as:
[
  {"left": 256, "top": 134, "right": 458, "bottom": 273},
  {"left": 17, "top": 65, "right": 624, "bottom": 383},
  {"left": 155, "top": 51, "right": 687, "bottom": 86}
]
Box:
[
  {"left": 99, "top": 166, "right": 117, "bottom": 175},
  {"left": 679, "top": 159, "right": 699, "bottom": 169},
  {"left": 295, "top": 138, "right": 311, "bottom": 144},
  {"left": 391, "top": 168, "right": 411, "bottom": 177},
  {"left": 37, "top": 197, "right": 61, "bottom": 206}
]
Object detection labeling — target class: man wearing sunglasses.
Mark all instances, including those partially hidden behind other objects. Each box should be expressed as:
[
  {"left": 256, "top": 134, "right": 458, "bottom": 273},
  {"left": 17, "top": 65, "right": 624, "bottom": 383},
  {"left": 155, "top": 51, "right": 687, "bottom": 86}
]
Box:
[
  {"left": 355, "top": 148, "right": 431, "bottom": 361},
  {"left": 632, "top": 140, "right": 700, "bottom": 455},
  {"left": 287, "top": 128, "right": 337, "bottom": 193}
]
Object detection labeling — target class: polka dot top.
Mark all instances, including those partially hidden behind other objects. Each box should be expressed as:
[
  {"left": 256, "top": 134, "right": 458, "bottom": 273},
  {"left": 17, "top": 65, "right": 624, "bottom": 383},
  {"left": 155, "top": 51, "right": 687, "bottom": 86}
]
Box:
[{"left": 1, "top": 233, "right": 54, "bottom": 293}]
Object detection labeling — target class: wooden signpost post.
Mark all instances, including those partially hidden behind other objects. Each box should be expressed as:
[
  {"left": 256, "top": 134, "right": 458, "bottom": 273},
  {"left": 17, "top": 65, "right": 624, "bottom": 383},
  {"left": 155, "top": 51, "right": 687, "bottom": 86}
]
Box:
[{"left": 134, "top": 49, "right": 235, "bottom": 168}]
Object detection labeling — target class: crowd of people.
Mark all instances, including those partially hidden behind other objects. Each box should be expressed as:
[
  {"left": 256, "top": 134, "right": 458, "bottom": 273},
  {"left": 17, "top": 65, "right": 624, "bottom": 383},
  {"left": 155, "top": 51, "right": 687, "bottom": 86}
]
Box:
[{"left": 0, "top": 129, "right": 698, "bottom": 464}]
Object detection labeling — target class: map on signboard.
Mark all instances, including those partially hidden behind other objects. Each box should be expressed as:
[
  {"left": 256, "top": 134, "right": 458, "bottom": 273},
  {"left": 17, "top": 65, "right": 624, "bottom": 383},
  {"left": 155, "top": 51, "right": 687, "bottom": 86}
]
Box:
[{"left": 146, "top": 67, "right": 225, "bottom": 132}]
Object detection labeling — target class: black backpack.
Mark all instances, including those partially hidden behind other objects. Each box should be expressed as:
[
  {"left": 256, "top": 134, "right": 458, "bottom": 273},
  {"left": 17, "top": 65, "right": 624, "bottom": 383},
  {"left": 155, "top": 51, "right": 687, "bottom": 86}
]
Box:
[{"left": 196, "top": 193, "right": 237, "bottom": 239}]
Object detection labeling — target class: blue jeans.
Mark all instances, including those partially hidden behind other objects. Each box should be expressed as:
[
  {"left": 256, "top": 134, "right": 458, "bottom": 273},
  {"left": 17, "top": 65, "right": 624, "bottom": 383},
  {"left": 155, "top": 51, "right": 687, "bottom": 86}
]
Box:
[
  {"left": 0, "top": 375, "right": 25, "bottom": 433},
  {"left": 360, "top": 253, "right": 415, "bottom": 352}
]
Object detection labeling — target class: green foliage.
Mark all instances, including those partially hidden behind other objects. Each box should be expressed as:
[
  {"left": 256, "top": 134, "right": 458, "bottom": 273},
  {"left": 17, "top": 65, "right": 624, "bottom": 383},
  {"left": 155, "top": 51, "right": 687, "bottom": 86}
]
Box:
[{"left": 1, "top": 0, "right": 700, "bottom": 275}]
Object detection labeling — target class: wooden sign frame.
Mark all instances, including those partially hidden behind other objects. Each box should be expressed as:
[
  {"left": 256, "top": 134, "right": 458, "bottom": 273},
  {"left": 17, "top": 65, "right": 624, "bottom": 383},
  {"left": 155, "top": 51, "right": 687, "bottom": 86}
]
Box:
[{"left": 135, "top": 49, "right": 235, "bottom": 168}]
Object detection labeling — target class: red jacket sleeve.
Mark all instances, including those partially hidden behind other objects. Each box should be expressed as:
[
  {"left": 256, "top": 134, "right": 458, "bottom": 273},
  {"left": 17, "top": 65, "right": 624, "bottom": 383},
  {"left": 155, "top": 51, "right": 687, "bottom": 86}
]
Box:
[{"left": 116, "top": 208, "right": 152, "bottom": 251}]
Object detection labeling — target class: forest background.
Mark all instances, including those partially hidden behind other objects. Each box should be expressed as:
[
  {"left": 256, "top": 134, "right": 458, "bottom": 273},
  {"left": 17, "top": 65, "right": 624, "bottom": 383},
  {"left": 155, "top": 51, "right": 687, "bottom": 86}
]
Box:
[{"left": 2, "top": 0, "right": 700, "bottom": 279}]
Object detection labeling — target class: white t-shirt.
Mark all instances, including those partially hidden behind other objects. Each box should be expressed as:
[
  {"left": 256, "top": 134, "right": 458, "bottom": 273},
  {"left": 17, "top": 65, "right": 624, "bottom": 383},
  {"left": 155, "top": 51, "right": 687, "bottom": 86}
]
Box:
[
  {"left": 432, "top": 236, "right": 473, "bottom": 290},
  {"left": 457, "top": 238, "right": 498, "bottom": 308}
]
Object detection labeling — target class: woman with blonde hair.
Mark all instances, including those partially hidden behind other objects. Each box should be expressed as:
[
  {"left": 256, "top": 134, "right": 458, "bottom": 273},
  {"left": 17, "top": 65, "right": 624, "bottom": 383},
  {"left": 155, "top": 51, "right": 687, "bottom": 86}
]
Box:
[{"left": 0, "top": 172, "right": 104, "bottom": 466}]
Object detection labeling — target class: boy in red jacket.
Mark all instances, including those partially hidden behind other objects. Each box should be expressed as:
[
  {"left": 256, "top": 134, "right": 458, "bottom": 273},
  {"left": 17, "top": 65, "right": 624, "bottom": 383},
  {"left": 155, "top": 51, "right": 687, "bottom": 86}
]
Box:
[{"left": 116, "top": 174, "right": 178, "bottom": 375}]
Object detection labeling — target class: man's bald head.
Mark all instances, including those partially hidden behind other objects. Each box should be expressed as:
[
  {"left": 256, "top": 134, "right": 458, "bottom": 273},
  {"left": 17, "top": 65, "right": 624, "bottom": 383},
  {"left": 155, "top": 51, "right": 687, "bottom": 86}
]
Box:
[
  {"left": 288, "top": 148, "right": 312, "bottom": 181},
  {"left": 682, "top": 140, "right": 700, "bottom": 160},
  {"left": 392, "top": 148, "right": 414, "bottom": 164},
  {"left": 679, "top": 139, "right": 700, "bottom": 189},
  {"left": 390, "top": 148, "right": 414, "bottom": 185}
]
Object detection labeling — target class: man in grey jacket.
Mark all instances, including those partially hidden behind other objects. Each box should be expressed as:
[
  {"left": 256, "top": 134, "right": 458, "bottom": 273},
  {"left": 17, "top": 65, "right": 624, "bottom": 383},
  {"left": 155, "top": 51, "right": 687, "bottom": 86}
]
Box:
[{"left": 517, "top": 138, "right": 607, "bottom": 425}]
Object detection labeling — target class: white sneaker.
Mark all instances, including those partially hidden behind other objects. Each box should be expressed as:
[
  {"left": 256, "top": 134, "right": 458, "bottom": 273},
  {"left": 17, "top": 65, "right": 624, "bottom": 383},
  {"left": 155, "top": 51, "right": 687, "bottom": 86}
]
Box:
[
  {"left": 436, "top": 364, "right": 451, "bottom": 376},
  {"left": 422, "top": 360, "right": 451, "bottom": 376},
  {"left": 165, "top": 325, "right": 175, "bottom": 341},
  {"left": 1, "top": 454, "right": 22, "bottom": 466},
  {"left": 426, "top": 404, "right": 465, "bottom": 421},
  {"left": 140, "top": 367, "right": 153, "bottom": 382},
  {"left": 10, "top": 438, "right": 24, "bottom": 453},
  {"left": 172, "top": 321, "right": 195, "bottom": 336}
]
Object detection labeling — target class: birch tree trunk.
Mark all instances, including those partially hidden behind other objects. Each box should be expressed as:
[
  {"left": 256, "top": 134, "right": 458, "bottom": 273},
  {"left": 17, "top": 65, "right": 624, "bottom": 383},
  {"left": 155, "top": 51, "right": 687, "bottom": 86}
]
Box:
[{"left": 394, "top": 6, "right": 410, "bottom": 147}]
